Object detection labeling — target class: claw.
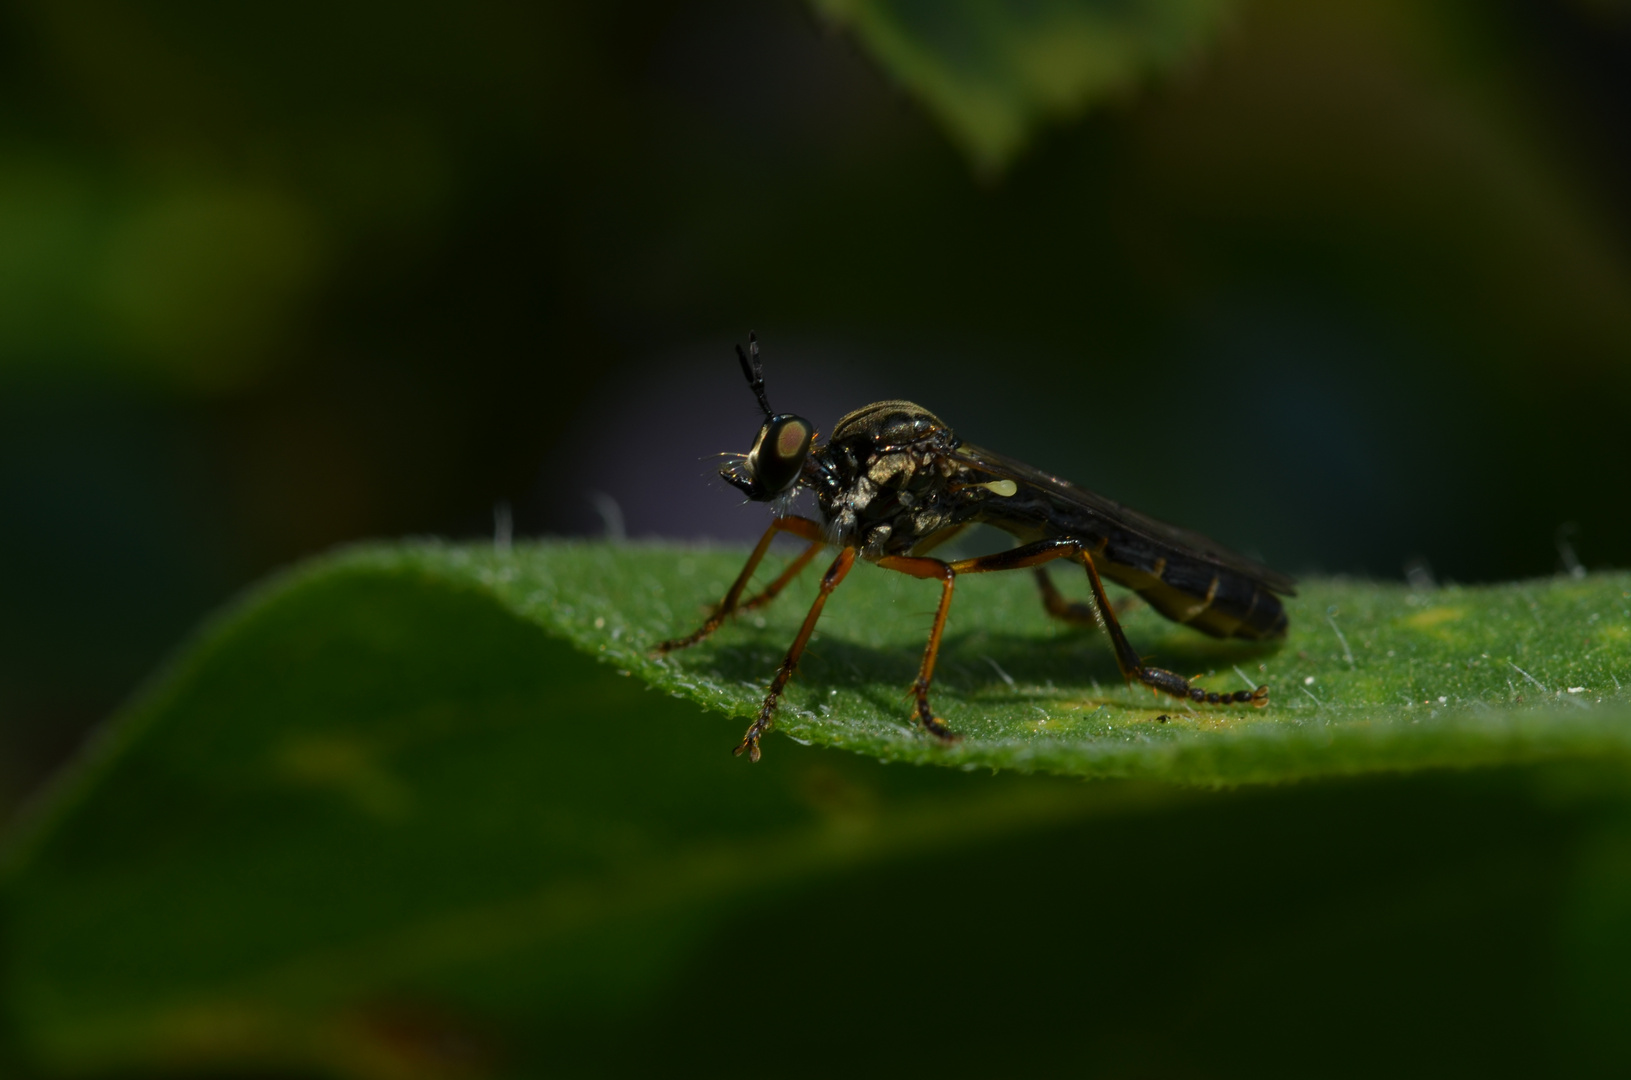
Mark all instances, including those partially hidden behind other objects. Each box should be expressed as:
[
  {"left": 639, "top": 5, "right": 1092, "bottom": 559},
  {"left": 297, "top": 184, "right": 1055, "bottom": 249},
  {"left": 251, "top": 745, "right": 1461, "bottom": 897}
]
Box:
[
  {"left": 733, "top": 731, "right": 763, "bottom": 761},
  {"left": 735, "top": 708, "right": 773, "bottom": 762},
  {"left": 917, "top": 705, "right": 960, "bottom": 743}
]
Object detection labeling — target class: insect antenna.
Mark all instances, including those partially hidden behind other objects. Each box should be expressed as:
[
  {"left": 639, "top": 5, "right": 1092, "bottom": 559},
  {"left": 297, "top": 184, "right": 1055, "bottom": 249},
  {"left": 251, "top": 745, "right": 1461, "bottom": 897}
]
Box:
[{"left": 735, "top": 331, "right": 774, "bottom": 418}]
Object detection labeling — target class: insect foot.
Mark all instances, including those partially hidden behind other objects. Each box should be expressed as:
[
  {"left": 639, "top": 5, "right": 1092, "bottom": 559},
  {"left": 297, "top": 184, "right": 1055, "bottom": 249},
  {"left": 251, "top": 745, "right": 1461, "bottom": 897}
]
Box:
[
  {"left": 1184, "top": 684, "right": 1270, "bottom": 706},
  {"left": 734, "top": 713, "right": 773, "bottom": 763},
  {"left": 1141, "top": 664, "right": 1268, "bottom": 707},
  {"left": 734, "top": 690, "right": 785, "bottom": 763},
  {"left": 911, "top": 685, "right": 963, "bottom": 744},
  {"left": 732, "top": 730, "right": 764, "bottom": 763}
]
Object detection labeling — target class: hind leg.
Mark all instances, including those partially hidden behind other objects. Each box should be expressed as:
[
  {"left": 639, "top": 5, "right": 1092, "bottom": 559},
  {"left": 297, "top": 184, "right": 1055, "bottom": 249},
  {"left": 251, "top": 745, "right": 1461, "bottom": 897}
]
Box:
[
  {"left": 956, "top": 544, "right": 1268, "bottom": 708},
  {"left": 1066, "top": 550, "right": 1268, "bottom": 708},
  {"left": 1033, "top": 566, "right": 1137, "bottom": 626}
]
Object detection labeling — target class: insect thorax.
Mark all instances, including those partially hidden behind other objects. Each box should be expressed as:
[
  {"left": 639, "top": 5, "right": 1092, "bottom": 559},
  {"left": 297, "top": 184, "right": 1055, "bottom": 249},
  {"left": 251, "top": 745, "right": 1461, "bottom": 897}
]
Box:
[{"left": 812, "top": 401, "right": 980, "bottom": 555}]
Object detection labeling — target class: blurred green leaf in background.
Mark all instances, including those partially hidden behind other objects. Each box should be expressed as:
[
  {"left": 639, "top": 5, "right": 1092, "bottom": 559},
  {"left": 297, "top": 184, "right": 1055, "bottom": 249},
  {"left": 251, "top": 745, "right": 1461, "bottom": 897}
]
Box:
[
  {"left": 6, "top": 0, "right": 1631, "bottom": 1075},
  {"left": 812, "top": 0, "right": 1234, "bottom": 172}
]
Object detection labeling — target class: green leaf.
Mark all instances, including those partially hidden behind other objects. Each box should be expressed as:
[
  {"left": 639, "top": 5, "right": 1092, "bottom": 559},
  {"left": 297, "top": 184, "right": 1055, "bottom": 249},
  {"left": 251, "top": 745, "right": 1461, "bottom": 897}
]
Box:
[
  {"left": 336, "top": 540, "right": 1627, "bottom": 784},
  {"left": 604, "top": 542, "right": 1631, "bottom": 782},
  {"left": 59, "top": 539, "right": 1631, "bottom": 791},
  {"left": 7, "top": 540, "right": 1631, "bottom": 1075},
  {"left": 3, "top": 551, "right": 1141, "bottom": 1075},
  {"left": 810, "top": 0, "right": 1234, "bottom": 172}
]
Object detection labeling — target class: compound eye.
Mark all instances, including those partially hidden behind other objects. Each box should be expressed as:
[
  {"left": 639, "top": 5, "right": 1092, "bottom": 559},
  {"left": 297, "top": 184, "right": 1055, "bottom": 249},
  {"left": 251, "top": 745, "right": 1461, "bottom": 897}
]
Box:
[{"left": 748, "top": 414, "right": 813, "bottom": 499}]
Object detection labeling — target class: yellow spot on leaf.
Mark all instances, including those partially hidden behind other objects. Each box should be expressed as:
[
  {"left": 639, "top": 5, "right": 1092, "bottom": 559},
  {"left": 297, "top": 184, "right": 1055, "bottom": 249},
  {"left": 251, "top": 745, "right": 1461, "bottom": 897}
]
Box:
[
  {"left": 1405, "top": 606, "right": 1465, "bottom": 639},
  {"left": 1406, "top": 607, "right": 1463, "bottom": 629}
]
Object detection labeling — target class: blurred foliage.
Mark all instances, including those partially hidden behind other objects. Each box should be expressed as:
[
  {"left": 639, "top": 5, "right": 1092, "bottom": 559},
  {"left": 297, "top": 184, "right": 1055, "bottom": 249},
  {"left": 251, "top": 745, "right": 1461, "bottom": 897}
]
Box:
[
  {"left": 7, "top": 541, "right": 1631, "bottom": 1077},
  {"left": 810, "top": 0, "right": 1234, "bottom": 172}
]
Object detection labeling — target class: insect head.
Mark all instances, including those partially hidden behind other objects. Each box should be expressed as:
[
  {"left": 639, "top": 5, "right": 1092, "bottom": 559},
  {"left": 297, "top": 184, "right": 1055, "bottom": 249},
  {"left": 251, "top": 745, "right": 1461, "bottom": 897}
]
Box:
[{"left": 720, "top": 332, "right": 813, "bottom": 501}]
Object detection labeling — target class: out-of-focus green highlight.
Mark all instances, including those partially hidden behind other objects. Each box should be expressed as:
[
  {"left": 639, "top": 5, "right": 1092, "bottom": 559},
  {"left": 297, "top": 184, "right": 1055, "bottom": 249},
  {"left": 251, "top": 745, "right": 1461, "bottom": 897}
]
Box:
[
  {"left": 2, "top": 561, "right": 1113, "bottom": 1074},
  {"left": 811, "top": 0, "right": 1233, "bottom": 172}
]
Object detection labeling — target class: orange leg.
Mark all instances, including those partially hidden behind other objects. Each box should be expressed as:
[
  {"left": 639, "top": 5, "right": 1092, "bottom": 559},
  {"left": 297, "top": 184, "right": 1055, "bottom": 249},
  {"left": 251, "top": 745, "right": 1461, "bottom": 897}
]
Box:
[
  {"left": 736, "top": 547, "right": 857, "bottom": 762},
  {"left": 945, "top": 540, "right": 1269, "bottom": 709},
  {"left": 874, "top": 554, "right": 959, "bottom": 741},
  {"left": 741, "top": 539, "right": 824, "bottom": 612},
  {"left": 1034, "top": 566, "right": 1136, "bottom": 626},
  {"left": 654, "top": 516, "right": 824, "bottom": 654},
  {"left": 872, "top": 544, "right": 1096, "bottom": 741},
  {"left": 1067, "top": 545, "right": 1267, "bottom": 708}
]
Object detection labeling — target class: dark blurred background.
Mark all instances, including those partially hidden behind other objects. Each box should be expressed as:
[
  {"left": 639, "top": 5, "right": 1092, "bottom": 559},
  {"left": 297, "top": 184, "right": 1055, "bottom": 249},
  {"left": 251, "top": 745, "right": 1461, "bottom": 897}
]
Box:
[{"left": 3, "top": 0, "right": 1630, "bottom": 820}]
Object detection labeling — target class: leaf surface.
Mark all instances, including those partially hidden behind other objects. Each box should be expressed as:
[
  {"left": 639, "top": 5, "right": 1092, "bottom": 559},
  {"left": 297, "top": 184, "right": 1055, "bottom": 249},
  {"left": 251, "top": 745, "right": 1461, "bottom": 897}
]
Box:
[
  {"left": 448, "top": 541, "right": 1631, "bottom": 782},
  {"left": 3, "top": 553, "right": 1136, "bottom": 1075},
  {"left": 7, "top": 540, "right": 1631, "bottom": 1076}
]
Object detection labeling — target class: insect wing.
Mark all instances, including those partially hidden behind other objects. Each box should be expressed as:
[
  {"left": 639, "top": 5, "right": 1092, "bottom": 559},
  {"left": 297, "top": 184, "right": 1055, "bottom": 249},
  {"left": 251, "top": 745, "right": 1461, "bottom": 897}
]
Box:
[{"left": 953, "top": 442, "right": 1298, "bottom": 597}]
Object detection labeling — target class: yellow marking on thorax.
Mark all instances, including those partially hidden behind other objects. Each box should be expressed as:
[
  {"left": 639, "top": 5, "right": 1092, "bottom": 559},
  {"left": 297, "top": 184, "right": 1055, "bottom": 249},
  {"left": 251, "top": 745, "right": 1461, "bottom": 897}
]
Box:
[
  {"left": 868, "top": 453, "right": 913, "bottom": 486},
  {"left": 950, "top": 478, "right": 1018, "bottom": 497}
]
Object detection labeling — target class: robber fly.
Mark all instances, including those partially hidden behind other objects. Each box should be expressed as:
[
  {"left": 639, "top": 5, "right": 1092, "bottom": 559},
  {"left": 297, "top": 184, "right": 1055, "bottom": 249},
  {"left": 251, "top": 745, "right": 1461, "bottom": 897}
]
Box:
[{"left": 656, "top": 334, "right": 1296, "bottom": 762}]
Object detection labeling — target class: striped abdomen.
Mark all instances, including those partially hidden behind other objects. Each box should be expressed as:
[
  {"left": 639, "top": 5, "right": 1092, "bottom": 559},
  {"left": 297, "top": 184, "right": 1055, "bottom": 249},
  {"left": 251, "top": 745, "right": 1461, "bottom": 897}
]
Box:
[
  {"left": 1090, "top": 532, "right": 1288, "bottom": 641},
  {"left": 968, "top": 488, "right": 1291, "bottom": 641}
]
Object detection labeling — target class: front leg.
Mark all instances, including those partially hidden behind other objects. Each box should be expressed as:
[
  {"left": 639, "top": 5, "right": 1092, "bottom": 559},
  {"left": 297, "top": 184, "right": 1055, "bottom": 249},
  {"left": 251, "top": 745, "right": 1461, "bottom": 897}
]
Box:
[
  {"left": 736, "top": 547, "right": 857, "bottom": 762},
  {"left": 654, "top": 515, "right": 823, "bottom": 654}
]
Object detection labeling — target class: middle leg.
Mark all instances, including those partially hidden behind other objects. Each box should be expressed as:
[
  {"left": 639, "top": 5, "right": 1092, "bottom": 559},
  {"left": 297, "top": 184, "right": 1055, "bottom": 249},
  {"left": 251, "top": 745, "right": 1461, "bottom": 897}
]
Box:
[
  {"left": 874, "top": 554, "right": 959, "bottom": 742},
  {"left": 875, "top": 539, "right": 1104, "bottom": 741}
]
